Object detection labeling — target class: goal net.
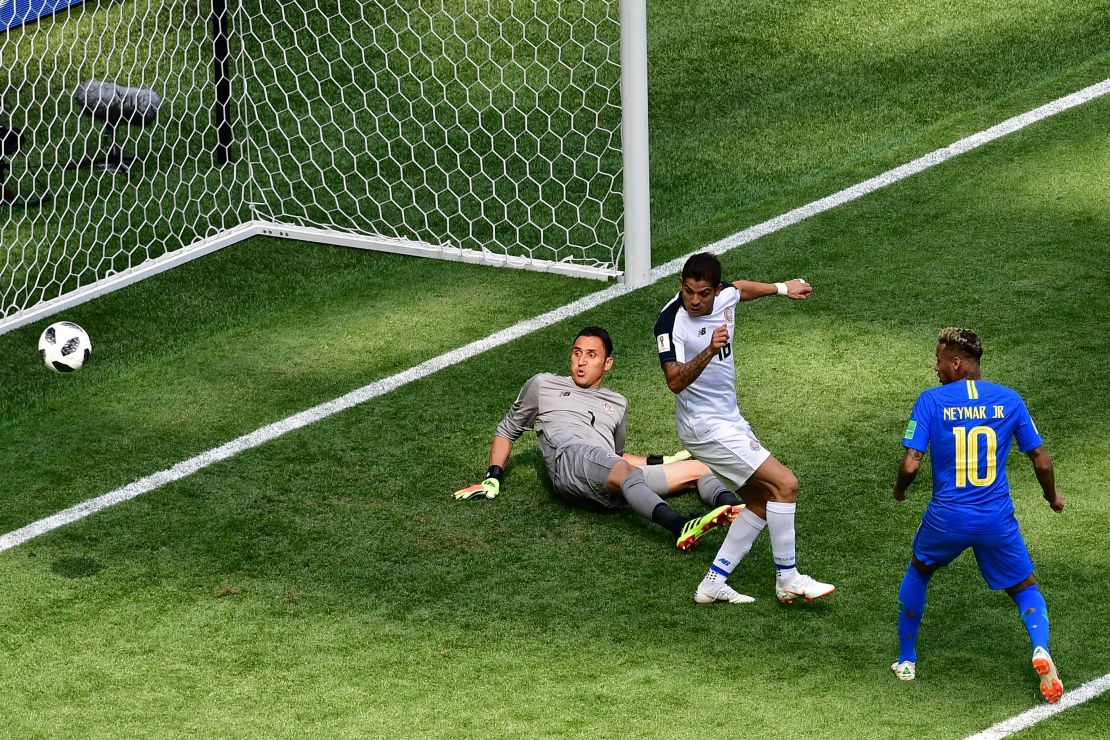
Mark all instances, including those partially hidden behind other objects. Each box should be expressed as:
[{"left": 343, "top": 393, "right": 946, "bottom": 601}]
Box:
[{"left": 1, "top": 0, "right": 646, "bottom": 335}]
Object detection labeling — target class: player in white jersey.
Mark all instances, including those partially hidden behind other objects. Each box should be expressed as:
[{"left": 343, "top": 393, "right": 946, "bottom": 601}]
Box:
[
  {"left": 654, "top": 253, "right": 835, "bottom": 604},
  {"left": 454, "top": 327, "right": 744, "bottom": 550}
]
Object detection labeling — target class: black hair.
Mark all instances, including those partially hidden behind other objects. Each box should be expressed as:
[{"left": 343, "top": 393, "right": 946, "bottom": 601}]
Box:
[
  {"left": 681, "top": 252, "right": 722, "bottom": 286},
  {"left": 575, "top": 326, "right": 613, "bottom": 357}
]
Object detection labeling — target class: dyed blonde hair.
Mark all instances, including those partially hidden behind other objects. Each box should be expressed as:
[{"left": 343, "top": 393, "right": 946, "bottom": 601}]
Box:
[{"left": 938, "top": 327, "right": 983, "bottom": 362}]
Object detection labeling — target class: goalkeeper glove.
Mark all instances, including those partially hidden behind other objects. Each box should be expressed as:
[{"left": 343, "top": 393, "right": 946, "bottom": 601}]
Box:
[
  {"left": 647, "top": 449, "right": 693, "bottom": 465},
  {"left": 453, "top": 465, "right": 504, "bottom": 500},
  {"left": 453, "top": 478, "right": 500, "bottom": 501}
]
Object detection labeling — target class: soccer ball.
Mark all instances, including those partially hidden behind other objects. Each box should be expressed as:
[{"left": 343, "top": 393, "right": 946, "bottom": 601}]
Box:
[{"left": 39, "top": 321, "right": 92, "bottom": 373}]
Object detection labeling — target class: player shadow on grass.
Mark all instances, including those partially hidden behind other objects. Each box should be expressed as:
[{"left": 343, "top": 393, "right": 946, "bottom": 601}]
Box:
[{"left": 50, "top": 555, "right": 105, "bottom": 578}]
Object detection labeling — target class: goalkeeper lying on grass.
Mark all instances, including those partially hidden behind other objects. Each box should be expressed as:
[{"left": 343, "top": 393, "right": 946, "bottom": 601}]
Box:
[{"left": 454, "top": 326, "right": 743, "bottom": 550}]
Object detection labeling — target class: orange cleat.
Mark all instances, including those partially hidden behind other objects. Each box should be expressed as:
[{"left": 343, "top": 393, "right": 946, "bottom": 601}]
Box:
[{"left": 1032, "top": 647, "right": 1063, "bottom": 703}]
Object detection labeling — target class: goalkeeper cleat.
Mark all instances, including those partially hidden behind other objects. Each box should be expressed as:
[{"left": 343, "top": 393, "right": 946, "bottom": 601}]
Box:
[
  {"left": 775, "top": 573, "right": 836, "bottom": 604},
  {"left": 891, "top": 660, "right": 916, "bottom": 681},
  {"left": 694, "top": 579, "right": 755, "bottom": 605},
  {"left": 676, "top": 504, "right": 743, "bottom": 551},
  {"left": 1032, "top": 647, "right": 1063, "bottom": 703}
]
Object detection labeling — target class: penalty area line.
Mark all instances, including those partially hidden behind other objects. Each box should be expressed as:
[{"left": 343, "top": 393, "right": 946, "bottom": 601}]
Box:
[
  {"left": 965, "top": 672, "right": 1110, "bottom": 739},
  {"left": 1, "top": 76, "right": 1107, "bottom": 557}
]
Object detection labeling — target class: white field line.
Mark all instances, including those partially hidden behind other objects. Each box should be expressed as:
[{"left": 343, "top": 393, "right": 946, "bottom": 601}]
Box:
[
  {"left": 965, "top": 673, "right": 1110, "bottom": 739},
  {"left": 2, "top": 77, "right": 1107, "bottom": 559}
]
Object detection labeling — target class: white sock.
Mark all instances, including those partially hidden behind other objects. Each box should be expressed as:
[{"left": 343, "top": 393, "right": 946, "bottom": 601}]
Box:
[
  {"left": 766, "top": 500, "right": 798, "bottom": 581},
  {"left": 703, "top": 508, "right": 767, "bottom": 583}
]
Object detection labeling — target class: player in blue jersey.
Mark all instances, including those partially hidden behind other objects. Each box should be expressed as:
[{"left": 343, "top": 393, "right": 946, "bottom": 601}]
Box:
[{"left": 891, "top": 327, "right": 1065, "bottom": 702}]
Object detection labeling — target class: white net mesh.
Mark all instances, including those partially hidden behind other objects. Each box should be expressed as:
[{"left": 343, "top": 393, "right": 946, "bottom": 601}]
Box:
[
  {"left": 1, "top": 2, "right": 250, "bottom": 329},
  {"left": 0, "top": 0, "right": 625, "bottom": 333}
]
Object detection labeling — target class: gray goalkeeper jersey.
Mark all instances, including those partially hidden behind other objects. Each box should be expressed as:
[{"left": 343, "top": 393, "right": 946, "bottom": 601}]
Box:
[{"left": 496, "top": 373, "right": 628, "bottom": 470}]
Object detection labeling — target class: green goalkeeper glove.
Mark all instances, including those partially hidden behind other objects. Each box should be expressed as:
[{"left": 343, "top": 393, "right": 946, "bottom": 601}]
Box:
[
  {"left": 649, "top": 449, "right": 693, "bottom": 465},
  {"left": 453, "top": 478, "right": 500, "bottom": 501}
]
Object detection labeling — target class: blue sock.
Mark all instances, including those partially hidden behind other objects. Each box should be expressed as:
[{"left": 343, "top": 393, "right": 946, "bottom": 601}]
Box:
[
  {"left": 1012, "top": 583, "right": 1050, "bottom": 653},
  {"left": 897, "top": 564, "right": 931, "bottom": 663}
]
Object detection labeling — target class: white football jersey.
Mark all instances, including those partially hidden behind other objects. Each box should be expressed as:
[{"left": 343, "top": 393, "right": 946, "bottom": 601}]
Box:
[{"left": 654, "top": 284, "right": 746, "bottom": 429}]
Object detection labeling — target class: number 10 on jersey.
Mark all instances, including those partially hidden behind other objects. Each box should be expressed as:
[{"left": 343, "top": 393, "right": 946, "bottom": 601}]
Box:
[{"left": 952, "top": 425, "right": 998, "bottom": 487}]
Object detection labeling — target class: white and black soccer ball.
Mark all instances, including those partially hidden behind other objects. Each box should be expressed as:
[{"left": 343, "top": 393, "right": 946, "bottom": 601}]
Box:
[{"left": 39, "top": 321, "right": 92, "bottom": 373}]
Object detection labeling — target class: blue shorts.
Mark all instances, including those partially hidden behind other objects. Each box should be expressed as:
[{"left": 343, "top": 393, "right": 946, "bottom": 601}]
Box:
[{"left": 912, "top": 520, "right": 1034, "bottom": 590}]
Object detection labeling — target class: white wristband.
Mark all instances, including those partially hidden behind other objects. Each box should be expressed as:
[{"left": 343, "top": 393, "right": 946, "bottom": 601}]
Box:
[{"left": 775, "top": 282, "right": 788, "bottom": 296}]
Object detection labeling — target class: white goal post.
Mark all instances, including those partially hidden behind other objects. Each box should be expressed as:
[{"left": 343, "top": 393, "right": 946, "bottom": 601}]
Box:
[{"left": 0, "top": 0, "right": 651, "bottom": 336}]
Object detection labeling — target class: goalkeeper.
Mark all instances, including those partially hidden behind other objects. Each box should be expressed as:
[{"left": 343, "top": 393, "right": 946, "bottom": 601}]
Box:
[{"left": 455, "top": 326, "right": 743, "bottom": 550}]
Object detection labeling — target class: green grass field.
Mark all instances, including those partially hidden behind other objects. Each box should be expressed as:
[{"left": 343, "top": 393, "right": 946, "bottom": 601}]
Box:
[{"left": 1, "top": 1, "right": 1108, "bottom": 737}]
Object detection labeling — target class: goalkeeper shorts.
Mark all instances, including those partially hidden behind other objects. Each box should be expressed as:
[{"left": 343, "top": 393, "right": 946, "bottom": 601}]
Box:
[{"left": 549, "top": 443, "right": 624, "bottom": 509}]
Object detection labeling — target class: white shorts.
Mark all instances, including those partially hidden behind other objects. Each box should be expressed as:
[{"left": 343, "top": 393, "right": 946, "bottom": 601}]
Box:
[{"left": 678, "top": 419, "right": 772, "bottom": 491}]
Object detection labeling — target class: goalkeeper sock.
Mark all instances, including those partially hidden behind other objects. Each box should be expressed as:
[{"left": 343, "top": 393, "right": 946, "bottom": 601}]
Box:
[
  {"left": 715, "top": 490, "right": 741, "bottom": 507},
  {"left": 650, "top": 502, "right": 689, "bottom": 537},
  {"left": 704, "top": 508, "right": 766, "bottom": 583},
  {"left": 897, "top": 563, "right": 932, "bottom": 663},
  {"left": 696, "top": 474, "right": 739, "bottom": 508},
  {"left": 1012, "top": 584, "right": 1050, "bottom": 653},
  {"left": 619, "top": 468, "right": 668, "bottom": 519},
  {"left": 640, "top": 464, "right": 671, "bottom": 496}
]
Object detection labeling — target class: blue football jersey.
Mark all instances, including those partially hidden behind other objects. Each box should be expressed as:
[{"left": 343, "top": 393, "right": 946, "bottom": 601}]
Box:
[{"left": 902, "top": 379, "right": 1042, "bottom": 533}]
